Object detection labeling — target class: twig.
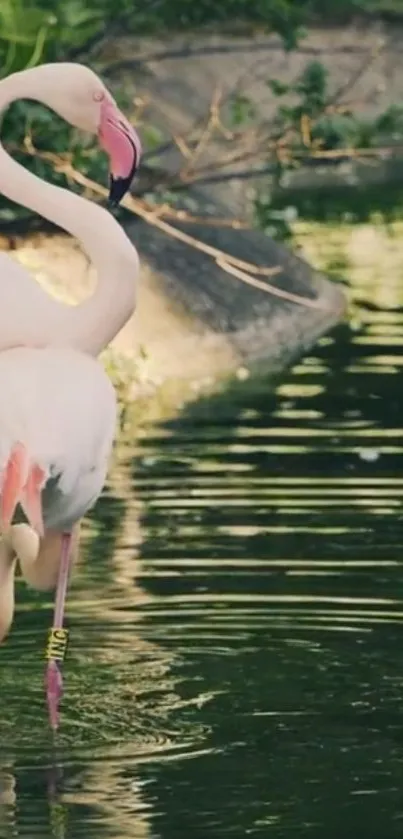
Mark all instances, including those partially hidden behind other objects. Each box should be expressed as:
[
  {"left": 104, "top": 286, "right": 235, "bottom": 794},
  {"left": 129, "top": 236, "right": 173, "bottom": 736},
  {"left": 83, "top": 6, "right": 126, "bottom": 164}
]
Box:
[
  {"left": 301, "top": 114, "right": 311, "bottom": 148},
  {"left": 307, "top": 145, "right": 399, "bottom": 160},
  {"left": 217, "top": 259, "right": 323, "bottom": 309},
  {"left": 148, "top": 205, "right": 249, "bottom": 229},
  {"left": 181, "top": 85, "right": 224, "bottom": 179},
  {"left": 172, "top": 133, "right": 194, "bottom": 160},
  {"left": 328, "top": 37, "right": 386, "bottom": 108},
  {"left": 12, "top": 143, "right": 330, "bottom": 310}
]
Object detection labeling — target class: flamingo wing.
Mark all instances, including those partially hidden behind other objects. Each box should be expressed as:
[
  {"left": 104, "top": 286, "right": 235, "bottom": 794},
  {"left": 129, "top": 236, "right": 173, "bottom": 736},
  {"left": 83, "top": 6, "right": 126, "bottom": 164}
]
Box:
[{"left": 0, "top": 346, "right": 117, "bottom": 534}]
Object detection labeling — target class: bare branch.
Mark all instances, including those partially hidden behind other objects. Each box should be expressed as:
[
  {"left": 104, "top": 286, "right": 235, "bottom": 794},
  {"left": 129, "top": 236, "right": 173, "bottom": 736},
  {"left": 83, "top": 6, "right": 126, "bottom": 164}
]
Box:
[{"left": 9, "top": 142, "right": 332, "bottom": 311}]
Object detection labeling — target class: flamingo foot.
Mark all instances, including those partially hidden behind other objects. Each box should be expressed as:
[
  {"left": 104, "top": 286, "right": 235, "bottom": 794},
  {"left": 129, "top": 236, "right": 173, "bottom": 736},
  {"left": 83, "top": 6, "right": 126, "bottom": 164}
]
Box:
[{"left": 45, "top": 659, "right": 63, "bottom": 731}]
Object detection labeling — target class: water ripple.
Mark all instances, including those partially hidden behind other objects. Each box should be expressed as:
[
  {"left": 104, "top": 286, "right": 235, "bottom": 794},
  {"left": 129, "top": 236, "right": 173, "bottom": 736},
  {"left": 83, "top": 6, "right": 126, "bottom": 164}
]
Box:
[{"left": 2, "top": 280, "right": 403, "bottom": 835}]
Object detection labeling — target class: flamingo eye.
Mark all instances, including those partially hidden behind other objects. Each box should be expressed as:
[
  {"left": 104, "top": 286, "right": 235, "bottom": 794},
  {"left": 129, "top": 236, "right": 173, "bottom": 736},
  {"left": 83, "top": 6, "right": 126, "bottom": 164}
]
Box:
[{"left": 93, "top": 90, "right": 105, "bottom": 103}]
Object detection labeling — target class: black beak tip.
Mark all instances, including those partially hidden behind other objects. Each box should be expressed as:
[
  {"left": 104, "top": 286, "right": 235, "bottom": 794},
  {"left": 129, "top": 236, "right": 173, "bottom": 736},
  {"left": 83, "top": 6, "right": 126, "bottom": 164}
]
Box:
[{"left": 108, "top": 175, "right": 132, "bottom": 207}]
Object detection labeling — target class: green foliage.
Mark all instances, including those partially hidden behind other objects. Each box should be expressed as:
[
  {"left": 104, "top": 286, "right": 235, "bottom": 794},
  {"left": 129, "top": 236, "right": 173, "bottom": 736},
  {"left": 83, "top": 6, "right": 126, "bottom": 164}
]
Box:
[
  {"left": 0, "top": 0, "right": 55, "bottom": 77},
  {"left": 228, "top": 94, "right": 257, "bottom": 127},
  {"left": 375, "top": 104, "right": 403, "bottom": 136},
  {"left": 0, "top": 0, "right": 402, "bottom": 82},
  {"left": 0, "top": 98, "right": 108, "bottom": 221},
  {"left": 1, "top": 0, "right": 403, "bottom": 228},
  {"left": 0, "top": 0, "right": 310, "bottom": 223},
  {"left": 254, "top": 195, "right": 297, "bottom": 240},
  {"left": 252, "top": 56, "right": 403, "bottom": 239},
  {"left": 267, "top": 79, "right": 290, "bottom": 97},
  {"left": 272, "top": 59, "right": 403, "bottom": 153},
  {"left": 117, "top": 0, "right": 307, "bottom": 38},
  {"left": 295, "top": 61, "right": 328, "bottom": 114},
  {"left": 0, "top": 0, "right": 310, "bottom": 68},
  {"left": 123, "top": 0, "right": 403, "bottom": 33}
]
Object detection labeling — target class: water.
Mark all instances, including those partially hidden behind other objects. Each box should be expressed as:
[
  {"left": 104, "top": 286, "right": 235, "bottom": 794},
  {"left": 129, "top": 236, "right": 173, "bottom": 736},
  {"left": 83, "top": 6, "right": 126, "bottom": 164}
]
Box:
[{"left": 1, "top": 274, "right": 403, "bottom": 837}]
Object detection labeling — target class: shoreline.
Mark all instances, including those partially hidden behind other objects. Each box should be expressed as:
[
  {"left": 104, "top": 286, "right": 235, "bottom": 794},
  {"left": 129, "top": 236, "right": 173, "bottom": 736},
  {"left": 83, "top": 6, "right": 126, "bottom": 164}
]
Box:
[
  {"left": 1, "top": 225, "right": 344, "bottom": 423},
  {"left": 1, "top": 231, "right": 240, "bottom": 420}
]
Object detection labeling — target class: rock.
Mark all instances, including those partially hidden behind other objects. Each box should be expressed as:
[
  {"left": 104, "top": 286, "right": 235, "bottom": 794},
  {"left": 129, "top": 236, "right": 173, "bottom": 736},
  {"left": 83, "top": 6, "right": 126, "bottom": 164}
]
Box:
[{"left": 125, "top": 187, "right": 346, "bottom": 375}]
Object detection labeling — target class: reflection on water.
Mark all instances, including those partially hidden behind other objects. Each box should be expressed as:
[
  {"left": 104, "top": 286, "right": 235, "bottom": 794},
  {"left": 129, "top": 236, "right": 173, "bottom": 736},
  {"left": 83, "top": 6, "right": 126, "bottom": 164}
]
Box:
[{"left": 2, "top": 237, "right": 403, "bottom": 837}]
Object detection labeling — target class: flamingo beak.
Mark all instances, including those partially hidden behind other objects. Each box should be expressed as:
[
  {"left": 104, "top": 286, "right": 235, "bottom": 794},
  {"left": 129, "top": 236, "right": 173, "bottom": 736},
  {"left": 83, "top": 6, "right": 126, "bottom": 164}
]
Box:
[{"left": 98, "top": 95, "right": 142, "bottom": 206}]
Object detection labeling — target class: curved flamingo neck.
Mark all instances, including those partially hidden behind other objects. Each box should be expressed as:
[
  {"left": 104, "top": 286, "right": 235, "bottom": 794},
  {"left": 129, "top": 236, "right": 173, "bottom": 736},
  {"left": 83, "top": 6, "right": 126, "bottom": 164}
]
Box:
[{"left": 0, "top": 69, "right": 138, "bottom": 356}]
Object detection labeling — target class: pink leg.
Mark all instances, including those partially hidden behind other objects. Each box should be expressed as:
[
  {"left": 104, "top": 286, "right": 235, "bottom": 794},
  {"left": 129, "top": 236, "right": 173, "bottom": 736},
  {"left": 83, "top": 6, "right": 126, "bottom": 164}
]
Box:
[{"left": 45, "top": 532, "right": 72, "bottom": 731}]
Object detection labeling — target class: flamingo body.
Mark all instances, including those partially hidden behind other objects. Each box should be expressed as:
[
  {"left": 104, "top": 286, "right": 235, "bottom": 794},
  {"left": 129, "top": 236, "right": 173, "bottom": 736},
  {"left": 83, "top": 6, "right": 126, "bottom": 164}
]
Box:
[
  {"left": 0, "top": 347, "right": 116, "bottom": 532},
  {"left": 0, "top": 62, "right": 141, "bottom": 729}
]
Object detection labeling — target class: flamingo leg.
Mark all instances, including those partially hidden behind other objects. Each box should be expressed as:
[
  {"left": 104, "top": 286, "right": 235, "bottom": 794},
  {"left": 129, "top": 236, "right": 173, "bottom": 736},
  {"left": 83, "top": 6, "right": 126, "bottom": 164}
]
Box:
[{"left": 45, "top": 532, "right": 72, "bottom": 731}]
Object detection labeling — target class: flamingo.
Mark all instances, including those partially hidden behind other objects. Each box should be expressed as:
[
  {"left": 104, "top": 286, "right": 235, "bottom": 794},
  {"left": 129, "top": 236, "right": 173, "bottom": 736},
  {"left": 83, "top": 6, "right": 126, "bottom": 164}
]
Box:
[
  {"left": 0, "top": 347, "right": 117, "bottom": 730},
  {"left": 0, "top": 63, "right": 142, "bottom": 729},
  {"left": 0, "top": 62, "right": 141, "bottom": 354}
]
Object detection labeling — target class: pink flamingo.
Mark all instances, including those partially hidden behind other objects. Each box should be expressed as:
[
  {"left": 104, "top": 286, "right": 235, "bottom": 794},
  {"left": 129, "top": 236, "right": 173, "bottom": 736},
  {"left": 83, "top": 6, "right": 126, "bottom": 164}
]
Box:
[
  {"left": 0, "top": 347, "right": 117, "bottom": 729},
  {"left": 0, "top": 62, "right": 141, "bottom": 354},
  {"left": 0, "top": 63, "right": 141, "bottom": 728}
]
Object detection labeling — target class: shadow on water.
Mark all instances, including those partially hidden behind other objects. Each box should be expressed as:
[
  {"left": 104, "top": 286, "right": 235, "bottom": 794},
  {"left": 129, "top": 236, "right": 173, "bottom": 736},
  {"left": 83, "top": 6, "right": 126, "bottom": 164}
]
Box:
[
  {"left": 129, "top": 305, "right": 403, "bottom": 837},
  {"left": 2, "top": 220, "right": 403, "bottom": 835},
  {"left": 271, "top": 172, "right": 403, "bottom": 225}
]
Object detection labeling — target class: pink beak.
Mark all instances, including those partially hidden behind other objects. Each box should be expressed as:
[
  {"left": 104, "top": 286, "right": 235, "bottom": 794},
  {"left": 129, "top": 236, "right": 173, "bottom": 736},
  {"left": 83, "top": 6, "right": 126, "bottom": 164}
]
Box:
[{"left": 98, "top": 94, "right": 142, "bottom": 205}]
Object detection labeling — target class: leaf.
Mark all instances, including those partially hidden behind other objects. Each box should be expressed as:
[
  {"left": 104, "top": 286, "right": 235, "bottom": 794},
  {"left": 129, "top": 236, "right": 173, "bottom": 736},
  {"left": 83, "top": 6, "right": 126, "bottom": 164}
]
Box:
[
  {"left": 0, "top": 4, "right": 52, "bottom": 43},
  {"left": 142, "top": 124, "right": 164, "bottom": 150},
  {"left": 376, "top": 105, "right": 403, "bottom": 136},
  {"left": 311, "top": 113, "right": 361, "bottom": 150},
  {"left": 295, "top": 60, "right": 329, "bottom": 113},
  {"left": 228, "top": 93, "right": 256, "bottom": 127},
  {"left": 267, "top": 79, "right": 290, "bottom": 97},
  {"left": 58, "top": 0, "right": 104, "bottom": 28}
]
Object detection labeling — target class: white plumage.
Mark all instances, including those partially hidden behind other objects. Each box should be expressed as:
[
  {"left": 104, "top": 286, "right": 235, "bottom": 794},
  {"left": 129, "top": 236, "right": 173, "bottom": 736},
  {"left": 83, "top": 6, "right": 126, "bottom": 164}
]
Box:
[
  {"left": 0, "top": 61, "right": 141, "bottom": 729},
  {"left": 0, "top": 346, "right": 117, "bottom": 531}
]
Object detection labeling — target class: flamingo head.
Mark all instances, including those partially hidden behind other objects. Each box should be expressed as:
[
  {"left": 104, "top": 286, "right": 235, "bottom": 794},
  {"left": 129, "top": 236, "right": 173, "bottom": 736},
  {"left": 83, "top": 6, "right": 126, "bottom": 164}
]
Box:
[
  {"left": 97, "top": 90, "right": 142, "bottom": 206},
  {"left": 13, "top": 63, "right": 142, "bottom": 205}
]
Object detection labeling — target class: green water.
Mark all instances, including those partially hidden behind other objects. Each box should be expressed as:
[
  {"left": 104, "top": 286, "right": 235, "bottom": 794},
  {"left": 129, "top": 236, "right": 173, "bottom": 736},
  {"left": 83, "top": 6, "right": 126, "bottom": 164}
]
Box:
[{"left": 1, "top": 229, "right": 403, "bottom": 837}]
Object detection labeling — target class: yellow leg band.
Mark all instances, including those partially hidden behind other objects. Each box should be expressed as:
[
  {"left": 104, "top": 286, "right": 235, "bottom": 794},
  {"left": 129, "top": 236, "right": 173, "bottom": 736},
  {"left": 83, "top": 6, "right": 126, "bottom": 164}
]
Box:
[{"left": 45, "top": 627, "right": 69, "bottom": 662}]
